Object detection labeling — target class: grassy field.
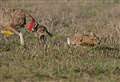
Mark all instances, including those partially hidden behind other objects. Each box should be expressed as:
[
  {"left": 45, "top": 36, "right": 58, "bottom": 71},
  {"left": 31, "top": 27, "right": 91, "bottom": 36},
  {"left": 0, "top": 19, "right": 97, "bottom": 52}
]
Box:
[{"left": 0, "top": 0, "right": 120, "bottom": 82}]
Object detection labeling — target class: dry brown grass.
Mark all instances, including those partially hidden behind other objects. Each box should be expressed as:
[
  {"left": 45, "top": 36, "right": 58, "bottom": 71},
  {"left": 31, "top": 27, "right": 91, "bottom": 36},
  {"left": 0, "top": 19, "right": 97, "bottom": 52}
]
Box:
[{"left": 0, "top": 0, "right": 120, "bottom": 82}]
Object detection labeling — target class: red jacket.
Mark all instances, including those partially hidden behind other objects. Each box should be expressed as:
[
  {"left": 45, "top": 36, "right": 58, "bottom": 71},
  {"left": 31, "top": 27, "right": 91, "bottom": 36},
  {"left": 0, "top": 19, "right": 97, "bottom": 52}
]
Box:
[{"left": 26, "top": 16, "right": 36, "bottom": 32}]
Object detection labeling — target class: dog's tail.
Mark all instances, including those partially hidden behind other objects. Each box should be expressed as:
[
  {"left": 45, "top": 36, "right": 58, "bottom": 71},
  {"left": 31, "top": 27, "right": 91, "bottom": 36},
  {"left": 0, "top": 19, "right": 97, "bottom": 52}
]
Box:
[
  {"left": 45, "top": 29, "right": 53, "bottom": 37},
  {"left": 37, "top": 25, "right": 53, "bottom": 37}
]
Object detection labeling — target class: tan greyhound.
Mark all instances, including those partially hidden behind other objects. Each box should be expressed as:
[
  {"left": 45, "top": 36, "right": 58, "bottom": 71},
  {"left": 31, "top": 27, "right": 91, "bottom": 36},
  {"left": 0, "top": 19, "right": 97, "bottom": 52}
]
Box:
[{"left": 0, "top": 8, "right": 52, "bottom": 46}]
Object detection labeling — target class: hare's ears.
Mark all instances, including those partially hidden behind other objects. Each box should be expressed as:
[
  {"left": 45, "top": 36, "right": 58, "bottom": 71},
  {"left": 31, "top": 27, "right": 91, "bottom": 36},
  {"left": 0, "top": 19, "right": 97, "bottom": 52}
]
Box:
[
  {"left": 89, "top": 32, "right": 96, "bottom": 36},
  {"left": 67, "top": 38, "right": 70, "bottom": 45},
  {"left": 89, "top": 32, "right": 99, "bottom": 38}
]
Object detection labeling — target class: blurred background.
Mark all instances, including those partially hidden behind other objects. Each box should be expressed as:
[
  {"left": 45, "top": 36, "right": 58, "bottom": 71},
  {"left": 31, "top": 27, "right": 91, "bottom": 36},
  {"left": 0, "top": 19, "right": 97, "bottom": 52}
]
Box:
[{"left": 0, "top": 0, "right": 120, "bottom": 82}]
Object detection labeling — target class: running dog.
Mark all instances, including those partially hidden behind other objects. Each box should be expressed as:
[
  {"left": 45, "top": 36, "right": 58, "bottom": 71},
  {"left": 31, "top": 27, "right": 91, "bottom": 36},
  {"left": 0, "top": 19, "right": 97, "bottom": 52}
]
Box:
[{"left": 0, "top": 8, "right": 52, "bottom": 46}]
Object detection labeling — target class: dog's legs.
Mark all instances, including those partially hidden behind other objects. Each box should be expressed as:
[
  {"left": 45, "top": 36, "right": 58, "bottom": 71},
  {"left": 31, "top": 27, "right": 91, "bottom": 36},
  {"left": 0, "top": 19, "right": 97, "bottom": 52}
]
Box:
[
  {"left": 19, "top": 32, "right": 24, "bottom": 46},
  {"left": 6, "top": 25, "right": 24, "bottom": 46}
]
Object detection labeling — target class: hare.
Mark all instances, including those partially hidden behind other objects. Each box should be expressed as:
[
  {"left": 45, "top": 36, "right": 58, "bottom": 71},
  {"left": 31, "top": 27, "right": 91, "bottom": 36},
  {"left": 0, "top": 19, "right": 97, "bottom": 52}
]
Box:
[
  {"left": 0, "top": 8, "right": 52, "bottom": 46},
  {"left": 67, "top": 33, "right": 100, "bottom": 46}
]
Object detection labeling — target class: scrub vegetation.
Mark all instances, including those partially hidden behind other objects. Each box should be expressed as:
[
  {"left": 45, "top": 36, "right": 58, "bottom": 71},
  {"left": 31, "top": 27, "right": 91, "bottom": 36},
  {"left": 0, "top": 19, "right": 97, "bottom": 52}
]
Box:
[{"left": 0, "top": 0, "right": 120, "bottom": 82}]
